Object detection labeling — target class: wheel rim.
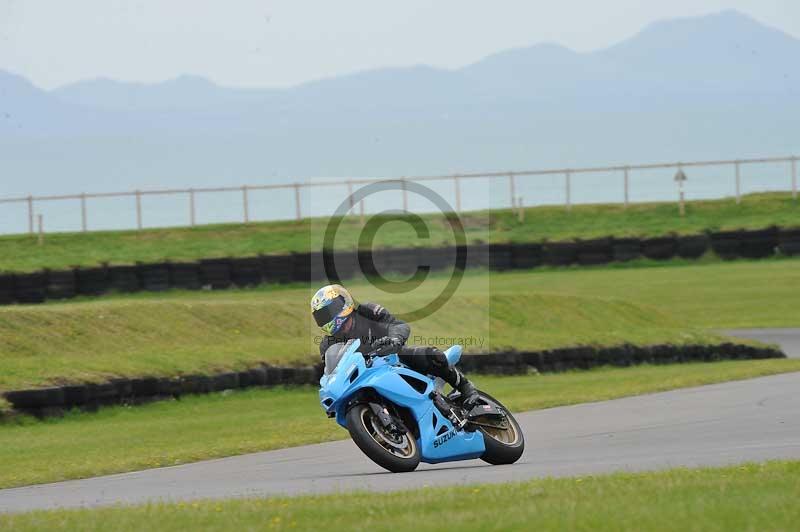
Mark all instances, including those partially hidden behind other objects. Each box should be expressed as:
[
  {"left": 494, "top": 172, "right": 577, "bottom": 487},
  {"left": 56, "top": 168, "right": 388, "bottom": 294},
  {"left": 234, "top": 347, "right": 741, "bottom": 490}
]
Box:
[
  {"left": 359, "top": 406, "right": 417, "bottom": 459},
  {"left": 478, "top": 398, "right": 520, "bottom": 446}
]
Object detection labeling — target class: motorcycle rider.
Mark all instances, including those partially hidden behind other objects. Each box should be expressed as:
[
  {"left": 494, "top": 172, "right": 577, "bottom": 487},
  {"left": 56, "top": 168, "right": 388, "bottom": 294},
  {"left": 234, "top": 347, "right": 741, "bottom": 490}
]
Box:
[{"left": 311, "top": 284, "right": 480, "bottom": 406}]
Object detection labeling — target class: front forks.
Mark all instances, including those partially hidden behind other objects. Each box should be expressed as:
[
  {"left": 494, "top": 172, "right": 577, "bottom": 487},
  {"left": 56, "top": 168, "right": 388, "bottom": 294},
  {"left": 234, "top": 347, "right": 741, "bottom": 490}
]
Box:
[{"left": 368, "top": 402, "right": 411, "bottom": 436}]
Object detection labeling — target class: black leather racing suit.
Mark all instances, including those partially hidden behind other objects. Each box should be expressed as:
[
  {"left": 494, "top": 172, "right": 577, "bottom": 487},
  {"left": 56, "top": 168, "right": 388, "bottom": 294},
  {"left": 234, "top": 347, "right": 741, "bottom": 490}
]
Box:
[{"left": 318, "top": 302, "right": 473, "bottom": 393}]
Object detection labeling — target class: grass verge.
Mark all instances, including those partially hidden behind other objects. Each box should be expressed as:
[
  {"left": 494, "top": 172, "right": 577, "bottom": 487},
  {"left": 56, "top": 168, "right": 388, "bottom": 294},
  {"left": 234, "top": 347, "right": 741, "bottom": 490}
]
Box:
[
  {"left": 0, "top": 288, "right": 719, "bottom": 393},
  {"left": 3, "top": 257, "right": 799, "bottom": 392},
  {"left": 1, "top": 359, "right": 799, "bottom": 489},
  {"left": 1, "top": 192, "right": 797, "bottom": 272},
  {"left": 2, "top": 460, "right": 799, "bottom": 531}
]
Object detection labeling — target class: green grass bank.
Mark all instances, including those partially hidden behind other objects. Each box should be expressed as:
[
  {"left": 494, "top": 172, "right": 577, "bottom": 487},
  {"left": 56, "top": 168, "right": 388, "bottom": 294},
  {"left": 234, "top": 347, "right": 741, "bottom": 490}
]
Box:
[{"left": 1, "top": 258, "right": 798, "bottom": 393}]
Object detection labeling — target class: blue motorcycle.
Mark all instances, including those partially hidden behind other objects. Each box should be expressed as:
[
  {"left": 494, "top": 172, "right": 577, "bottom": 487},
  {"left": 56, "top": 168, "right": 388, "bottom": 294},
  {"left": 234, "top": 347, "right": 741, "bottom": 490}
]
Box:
[{"left": 319, "top": 339, "right": 525, "bottom": 473}]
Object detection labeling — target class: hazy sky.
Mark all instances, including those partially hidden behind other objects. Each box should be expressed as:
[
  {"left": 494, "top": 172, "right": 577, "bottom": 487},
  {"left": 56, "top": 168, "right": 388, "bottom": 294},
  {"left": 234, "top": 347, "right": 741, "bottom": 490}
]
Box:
[{"left": 0, "top": 0, "right": 798, "bottom": 90}]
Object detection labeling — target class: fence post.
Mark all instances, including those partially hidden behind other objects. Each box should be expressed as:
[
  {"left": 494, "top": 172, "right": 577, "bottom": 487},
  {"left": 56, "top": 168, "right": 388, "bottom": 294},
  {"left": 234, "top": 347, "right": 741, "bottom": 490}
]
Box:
[
  {"left": 27, "top": 195, "right": 33, "bottom": 235},
  {"left": 359, "top": 197, "right": 365, "bottom": 224},
  {"left": 673, "top": 166, "right": 687, "bottom": 217},
  {"left": 37, "top": 214, "right": 44, "bottom": 245},
  {"left": 401, "top": 178, "right": 408, "bottom": 212},
  {"left": 735, "top": 161, "right": 741, "bottom": 204},
  {"left": 565, "top": 171, "right": 572, "bottom": 212},
  {"left": 792, "top": 156, "right": 797, "bottom": 201},
  {"left": 242, "top": 185, "right": 250, "bottom": 224},
  {"left": 453, "top": 174, "right": 462, "bottom": 213},
  {"left": 508, "top": 173, "right": 516, "bottom": 211},
  {"left": 294, "top": 183, "right": 302, "bottom": 221},
  {"left": 347, "top": 180, "right": 354, "bottom": 211},
  {"left": 517, "top": 197, "right": 524, "bottom": 223},
  {"left": 623, "top": 166, "right": 630, "bottom": 208},
  {"left": 135, "top": 190, "right": 142, "bottom": 230},
  {"left": 80, "top": 193, "right": 87, "bottom": 232},
  {"left": 189, "top": 189, "right": 196, "bottom": 227}
]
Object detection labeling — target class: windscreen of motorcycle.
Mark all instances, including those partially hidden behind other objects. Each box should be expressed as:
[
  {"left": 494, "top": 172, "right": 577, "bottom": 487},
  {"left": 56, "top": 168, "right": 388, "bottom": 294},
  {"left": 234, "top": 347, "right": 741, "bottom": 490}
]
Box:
[{"left": 324, "top": 339, "right": 357, "bottom": 375}]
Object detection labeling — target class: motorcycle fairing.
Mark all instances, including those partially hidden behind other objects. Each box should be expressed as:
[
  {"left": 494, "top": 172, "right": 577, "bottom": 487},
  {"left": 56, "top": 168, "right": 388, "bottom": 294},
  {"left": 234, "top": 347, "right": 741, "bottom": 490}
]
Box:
[{"left": 319, "top": 339, "right": 485, "bottom": 464}]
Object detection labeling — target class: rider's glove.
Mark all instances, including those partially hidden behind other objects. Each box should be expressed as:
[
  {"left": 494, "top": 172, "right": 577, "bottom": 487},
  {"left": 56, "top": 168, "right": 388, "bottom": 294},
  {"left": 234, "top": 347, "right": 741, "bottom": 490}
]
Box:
[{"left": 373, "top": 336, "right": 403, "bottom": 351}]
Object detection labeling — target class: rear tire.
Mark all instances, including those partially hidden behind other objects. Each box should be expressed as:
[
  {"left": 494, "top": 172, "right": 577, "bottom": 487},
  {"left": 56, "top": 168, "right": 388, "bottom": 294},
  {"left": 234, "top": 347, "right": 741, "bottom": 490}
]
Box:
[
  {"left": 346, "top": 403, "right": 420, "bottom": 473},
  {"left": 474, "top": 391, "right": 525, "bottom": 465}
]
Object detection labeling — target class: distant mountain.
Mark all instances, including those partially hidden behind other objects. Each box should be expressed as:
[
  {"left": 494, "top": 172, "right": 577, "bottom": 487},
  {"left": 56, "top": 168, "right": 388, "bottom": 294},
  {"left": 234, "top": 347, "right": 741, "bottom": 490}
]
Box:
[
  {"left": 0, "top": 9, "right": 798, "bottom": 206},
  {"left": 596, "top": 9, "right": 800, "bottom": 92},
  {"left": 0, "top": 70, "right": 81, "bottom": 133},
  {"left": 45, "top": 9, "right": 800, "bottom": 114},
  {"left": 52, "top": 74, "right": 273, "bottom": 111}
]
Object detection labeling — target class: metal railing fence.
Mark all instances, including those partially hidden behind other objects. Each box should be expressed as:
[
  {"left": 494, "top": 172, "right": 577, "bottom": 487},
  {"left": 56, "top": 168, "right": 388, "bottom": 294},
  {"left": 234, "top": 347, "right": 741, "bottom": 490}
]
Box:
[{"left": 1, "top": 154, "right": 797, "bottom": 235}]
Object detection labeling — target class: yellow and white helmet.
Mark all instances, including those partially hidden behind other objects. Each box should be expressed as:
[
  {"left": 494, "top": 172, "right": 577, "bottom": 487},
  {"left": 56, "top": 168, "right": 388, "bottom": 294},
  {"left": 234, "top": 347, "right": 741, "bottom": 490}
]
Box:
[{"left": 310, "top": 284, "right": 356, "bottom": 335}]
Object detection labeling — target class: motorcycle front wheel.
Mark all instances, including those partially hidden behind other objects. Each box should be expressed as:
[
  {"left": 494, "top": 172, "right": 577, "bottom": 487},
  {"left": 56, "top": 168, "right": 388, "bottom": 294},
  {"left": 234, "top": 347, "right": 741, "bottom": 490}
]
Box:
[
  {"left": 346, "top": 403, "right": 420, "bottom": 473},
  {"left": 473, "top": 391, "right": 525, "bottom": 465}
]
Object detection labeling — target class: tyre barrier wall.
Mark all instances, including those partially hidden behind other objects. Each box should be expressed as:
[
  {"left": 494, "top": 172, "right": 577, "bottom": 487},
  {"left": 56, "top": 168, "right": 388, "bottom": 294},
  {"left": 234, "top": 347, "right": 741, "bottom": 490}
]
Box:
[
  {"left": 1, "top": 343, "right": 784, "bottom": 418},
  {"left": 1, "top": 226, "right": 799, "bottom": 306}
]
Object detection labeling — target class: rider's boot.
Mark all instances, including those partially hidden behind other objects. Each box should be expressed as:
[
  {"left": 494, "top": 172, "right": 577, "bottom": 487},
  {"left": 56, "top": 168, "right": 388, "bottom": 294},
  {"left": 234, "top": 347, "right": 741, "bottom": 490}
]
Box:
[
  {"left": 426, "top": 346, "right": 481, "bottom": 408},
  {"left": 450, "top": 368, "right": 480, "bottom": 408}
]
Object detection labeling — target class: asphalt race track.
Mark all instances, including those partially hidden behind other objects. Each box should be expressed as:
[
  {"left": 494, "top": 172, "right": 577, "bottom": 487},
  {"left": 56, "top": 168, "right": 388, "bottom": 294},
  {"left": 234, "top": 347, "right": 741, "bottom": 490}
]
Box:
[{"left": 2, "top": 370, "right": 799, "bottom": 513}]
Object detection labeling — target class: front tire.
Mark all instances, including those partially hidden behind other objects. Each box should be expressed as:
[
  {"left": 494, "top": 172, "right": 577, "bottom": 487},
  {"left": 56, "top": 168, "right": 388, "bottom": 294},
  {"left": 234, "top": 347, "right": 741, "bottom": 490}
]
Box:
[
  {"left": 346, "top": 403, "right": 420, "bottom": 473},
  {"left": 474, "top": 391, "right": 525, "bottom": 465}
]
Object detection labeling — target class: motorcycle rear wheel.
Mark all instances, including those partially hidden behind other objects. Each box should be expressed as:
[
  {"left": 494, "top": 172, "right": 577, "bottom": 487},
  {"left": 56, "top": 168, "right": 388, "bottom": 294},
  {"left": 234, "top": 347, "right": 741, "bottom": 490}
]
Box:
[
  {"left": 346, "top": 403, "right": 420, "bottom": 473},
  {"left": 473, "top": 391, "right": 525, "bottom": 465}
]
